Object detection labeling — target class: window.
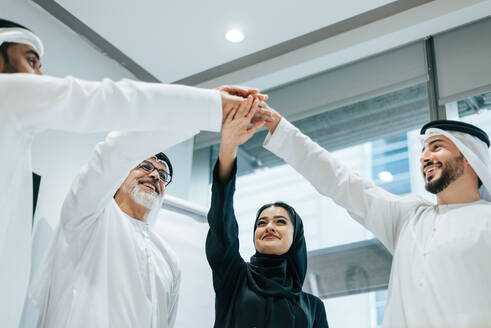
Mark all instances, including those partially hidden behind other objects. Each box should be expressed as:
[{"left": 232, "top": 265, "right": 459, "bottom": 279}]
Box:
[
  {"left": 445, "top": 91, "right": 491, "bottom": 133},
  {"left": 189, "top": 16, "right": 491, "bottom": 328},
  {"left": 229, "top": 83, "right": 430, "bottom": 327}
]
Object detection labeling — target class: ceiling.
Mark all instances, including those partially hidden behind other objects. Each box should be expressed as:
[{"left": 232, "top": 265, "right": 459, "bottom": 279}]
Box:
[
  {"left": 35, "top": 0, "right": 491, "bottom": 90},
  {"left": 52, "top": 0, "right": 396, "bottom": 82}
]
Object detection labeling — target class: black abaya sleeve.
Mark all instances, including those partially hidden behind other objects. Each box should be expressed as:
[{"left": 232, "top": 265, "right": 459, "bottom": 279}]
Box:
[
  {"left": 312, "top": 297, "right": 329, "bottom": 328},
  {"left": 206, "top": 158, "right": 247, "bottom": 294}
]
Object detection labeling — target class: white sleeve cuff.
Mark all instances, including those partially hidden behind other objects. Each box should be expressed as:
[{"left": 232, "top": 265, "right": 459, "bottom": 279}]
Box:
[
  {"left": 205, "top": 90, "right": 222, "bottom": 132},
  {"left": 263, "top": 117, "right": 296, "bottom": 151}
]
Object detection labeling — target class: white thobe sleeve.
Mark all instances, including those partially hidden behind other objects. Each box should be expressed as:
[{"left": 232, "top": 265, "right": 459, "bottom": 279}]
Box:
[
  {"left": 263, "top": 118, "right": 409, "bottom": 253},
  {"left": 0, "top": 73, "right": 221, "bottom": 134}
]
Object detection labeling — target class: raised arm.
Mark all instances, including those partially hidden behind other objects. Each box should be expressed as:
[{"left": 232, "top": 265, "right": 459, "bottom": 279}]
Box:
[
  {"left": 205, "top": 96, "right": 264, "bottom": 291},
  {"left": 262, "top": 107, "right": 410, "bottom": 253},
  {"left": 0, "top": 74, "right": 265, "bottom": 134}
]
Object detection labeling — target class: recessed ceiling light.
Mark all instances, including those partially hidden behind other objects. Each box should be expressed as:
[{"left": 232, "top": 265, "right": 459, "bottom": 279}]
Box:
[
  {"left": 378, "top": 171, "right": 394, "bottom": 182},
  {"left": 225, "top": 29, "right": 244, "bottom": 43}
]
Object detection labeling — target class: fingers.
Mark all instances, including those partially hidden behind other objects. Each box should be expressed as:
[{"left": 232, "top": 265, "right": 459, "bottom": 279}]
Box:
[
  {"left": 251, "top": 108, "right": 273, "bottom": 124},
  {"left": 236, "top": 95, "right": 254, "bottom": 118},
  {"left": 219, "top": 85, "right": 258, "bottom": 97},
  {"left": 248, "top": 120, "right": 265, "bottom": 134},
  {"left": 223, "top": 107, "right": 237, "bottom": 124},
  {"left": 218, "top": 85, "right": 268, "bottom": 101},
  {"left": 221, "top": 91, "right": 244, "bottom": 122},
  {"left": 255, "top": 93, "right": 268, "bottom": 101},
  {"left": 244, "top": 98, "right": 259, "bottom": 119}
]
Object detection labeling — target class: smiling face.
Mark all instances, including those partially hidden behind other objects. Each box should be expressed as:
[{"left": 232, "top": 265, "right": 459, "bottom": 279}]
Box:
[
  {"left": 0, "top": 43, "right": 42, "bottom": 74},
  {"left": 254, "top": 206, "right": 294, "bottom": 256},
  {"left": 119, "top": 157, "right": 167, "bottom": 210},
  {"left": 420, "top": 135, "right": 466, "bottom": 194}
]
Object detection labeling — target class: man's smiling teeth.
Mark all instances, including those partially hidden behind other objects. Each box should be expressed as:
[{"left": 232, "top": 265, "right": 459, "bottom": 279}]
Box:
[{"left": 424, "top": 163, "right": 441, "bottom": 174}]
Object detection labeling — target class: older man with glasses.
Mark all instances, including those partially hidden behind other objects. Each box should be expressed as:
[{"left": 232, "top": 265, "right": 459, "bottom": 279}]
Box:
[{"left": 28, "top": 120, "right": 252, "bottom": 327}]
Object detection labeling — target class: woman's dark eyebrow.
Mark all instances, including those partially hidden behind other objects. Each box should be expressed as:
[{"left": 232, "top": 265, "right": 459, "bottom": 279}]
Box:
[{"left": 258, "top": 215, "right": 290, "bottom": 221}]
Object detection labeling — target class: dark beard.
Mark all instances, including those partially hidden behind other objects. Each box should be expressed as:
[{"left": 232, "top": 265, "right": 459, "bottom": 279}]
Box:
[
  {"left": 1, "top": 62, "right": 18, "bottom": 73},
  {"left": 425, "top": 154, "right": 465, "bottom": 194}
]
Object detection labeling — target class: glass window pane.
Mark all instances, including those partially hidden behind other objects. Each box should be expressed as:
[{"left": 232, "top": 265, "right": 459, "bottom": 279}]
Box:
[
  {"left": 447, "top": 91, "right": 491, "bottom": 133},
  {"left": 223, "top": 83, "right": 431, "bottom": 327},
  {"left": 234, "top": 83, "right": 431, "bottom": 258}
]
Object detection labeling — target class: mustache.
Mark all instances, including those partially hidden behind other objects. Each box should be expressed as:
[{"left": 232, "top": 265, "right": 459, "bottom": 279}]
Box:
[
  {"left": 138, "top": 178, "right": 161, "bottom": 195},
  {"left": 424, "top": 161, "right": 442, "bottom": 169}
]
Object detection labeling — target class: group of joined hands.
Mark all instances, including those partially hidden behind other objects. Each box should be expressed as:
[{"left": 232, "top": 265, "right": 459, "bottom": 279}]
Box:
[
  {"left": 217, "top": 85, "right": 281, "bottom": 181},
  {"left": 217, "top": 86, "right": 281, "bottom": 144}
]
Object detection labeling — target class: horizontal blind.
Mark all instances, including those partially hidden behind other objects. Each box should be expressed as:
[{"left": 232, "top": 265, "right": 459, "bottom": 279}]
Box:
[{"left": 435, "top": 16, "right": 491, "bottom": 104}]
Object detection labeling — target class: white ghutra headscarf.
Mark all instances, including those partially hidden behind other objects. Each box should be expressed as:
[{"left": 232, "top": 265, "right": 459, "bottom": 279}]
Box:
[
  {"left": 0, "top": 19, "right": 44, "bottom": 56},
  {"left": 421, "top": 120, "right": 491, "bottom": 202}
]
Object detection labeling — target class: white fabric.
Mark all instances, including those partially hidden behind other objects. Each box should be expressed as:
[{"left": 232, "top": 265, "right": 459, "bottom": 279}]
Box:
[
  {"left": 30, "top": 129, "right": 204, "bottom": 328},
  {"left": 264, "top": 118, "right": 491, "bottom": 328},
  {"left": 421, "top": 127, "right": 491, "bottom": 202},
  {"left": 0, "top": 73, "right": 221, "bottom": 328},
  {"left": 0, "top": 27, "right": 44, "bottom": 56}
]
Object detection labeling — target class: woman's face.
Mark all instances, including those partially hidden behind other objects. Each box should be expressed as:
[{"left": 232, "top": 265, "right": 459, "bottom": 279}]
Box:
[{"left": 254, "top": 206, "right": 294, "bottom": 255}]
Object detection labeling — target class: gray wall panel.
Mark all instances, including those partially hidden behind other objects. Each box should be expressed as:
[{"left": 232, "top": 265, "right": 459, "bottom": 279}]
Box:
[{"left": 435, "top": 16, "right": 491, "bottom": 104}]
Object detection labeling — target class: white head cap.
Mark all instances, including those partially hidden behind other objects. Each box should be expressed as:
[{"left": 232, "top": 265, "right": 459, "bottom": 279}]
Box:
[{"left": 0, "top": 19, "right": 44, "bottom": 56}]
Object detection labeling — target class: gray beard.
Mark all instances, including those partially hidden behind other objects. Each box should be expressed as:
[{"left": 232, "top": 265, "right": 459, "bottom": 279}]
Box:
[
  {"left": 126, "top": 181, "right": 161, "bottom": 209},
  {"left": 425, "top": 154, "right": 465, "bottom": 194}
]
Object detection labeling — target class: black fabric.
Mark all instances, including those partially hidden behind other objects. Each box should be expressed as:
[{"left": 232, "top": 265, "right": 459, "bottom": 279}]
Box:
[
  {"left": 421, "top": 120, "right": 490, "bottom": 147},
  {"left": 206, "top": 159, "right": 328, "bottom": 328},
  {"left": 32, "top": 172, "right": 41, "bottom": 219},
  {"left": 0, "top": 19, "right": 30, "bottom": 31},
  {"left": 154, "top": 152, "right": 173, "bottom": 177}
]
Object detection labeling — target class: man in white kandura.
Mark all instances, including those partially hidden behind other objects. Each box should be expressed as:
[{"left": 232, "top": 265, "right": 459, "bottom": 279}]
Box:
[
  {"left": 29, "top": 125, "right": 231, "bottom": 327},
  {"left": 0, "top": 18, "right": 265, "bottom": 327},
  {"left": 29, "top": 126, "right": 202, "bottom": 328},
  {"left": 261, "top": 106, "right": 491, "bottom": 328}
]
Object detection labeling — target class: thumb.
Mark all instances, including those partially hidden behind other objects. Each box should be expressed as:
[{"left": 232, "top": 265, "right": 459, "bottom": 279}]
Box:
[{"left": 248, "top": 120, "right": 265, "bottom": 135}]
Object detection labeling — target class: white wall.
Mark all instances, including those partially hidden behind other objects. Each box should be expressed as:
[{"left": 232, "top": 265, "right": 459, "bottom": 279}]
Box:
[{"left": 154, "top": 209, "right": 215, "bottom": 328}]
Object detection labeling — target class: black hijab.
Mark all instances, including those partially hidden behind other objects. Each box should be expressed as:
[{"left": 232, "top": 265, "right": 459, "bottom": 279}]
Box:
[{"left": 246, "top": 202, "right": 308, "bottom": 326}]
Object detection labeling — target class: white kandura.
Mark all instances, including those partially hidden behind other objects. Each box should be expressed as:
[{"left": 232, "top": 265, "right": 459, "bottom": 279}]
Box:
[{"left": 264, "top": 118, "right": 491, "bottom": 328}]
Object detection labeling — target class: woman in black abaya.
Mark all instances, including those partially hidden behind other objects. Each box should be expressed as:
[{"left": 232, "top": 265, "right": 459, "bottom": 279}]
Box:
[{"left": 206, "top": 96, "right": 328, "bottom": 328}]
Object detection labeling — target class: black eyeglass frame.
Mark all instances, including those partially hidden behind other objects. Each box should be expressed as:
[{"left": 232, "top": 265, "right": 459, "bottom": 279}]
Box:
[{"left": 137, "top": 160, "right": 172, "bottom": 186}]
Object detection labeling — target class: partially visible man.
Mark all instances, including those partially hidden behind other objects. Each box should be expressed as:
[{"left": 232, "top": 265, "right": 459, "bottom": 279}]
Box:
[
  {"left": 29, "top": 127, "right": 205, "bottom": 327},
  {"left": 0, "top": 18, "right": 266, "bottom": 327},
  {"left": 260, "top": 105, "right": 491, "bottom": 327}
]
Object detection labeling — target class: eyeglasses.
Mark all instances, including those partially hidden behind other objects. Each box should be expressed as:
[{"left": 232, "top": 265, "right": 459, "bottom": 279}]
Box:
[{"left": 137, "top": 160, "right": 172, "bottom": 186}]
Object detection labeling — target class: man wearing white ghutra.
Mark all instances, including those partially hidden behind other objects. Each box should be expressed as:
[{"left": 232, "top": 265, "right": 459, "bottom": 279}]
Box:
[{"left": 261, "top": 109, "right": 491, "bottom": 327}]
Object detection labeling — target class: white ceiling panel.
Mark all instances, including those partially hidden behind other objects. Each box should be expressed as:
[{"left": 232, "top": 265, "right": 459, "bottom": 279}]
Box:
[{"left": 54, "top": 0, "right": 396, "bottom": 82}]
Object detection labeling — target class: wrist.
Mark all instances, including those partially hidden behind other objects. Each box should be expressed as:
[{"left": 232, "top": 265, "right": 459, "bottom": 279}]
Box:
[
  {"left": 265, "top": 116, "right": 281, "bottom": 134},
  {"left": 262, "top": 107, "right": 281, "bottom": 134},
  {"left": 220, "top": 140, "right": 239, "bottom": 151},
  {"left": 219, "top": 144, "right": 237, "bottom": 159}
]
